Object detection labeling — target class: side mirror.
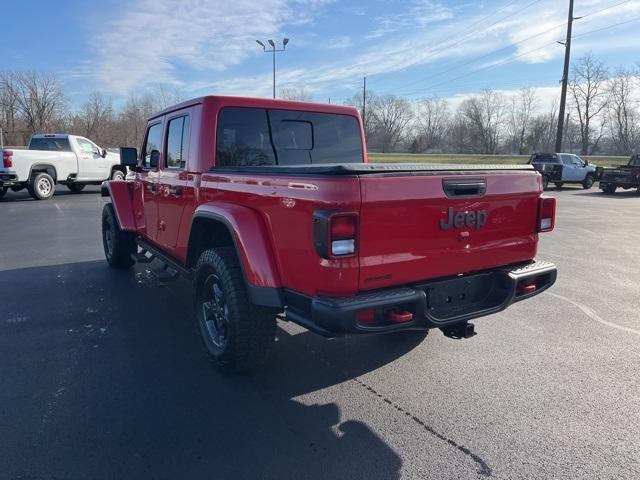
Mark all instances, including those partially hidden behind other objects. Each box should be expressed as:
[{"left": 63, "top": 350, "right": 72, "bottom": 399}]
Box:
[
  {"left": 150, "top": 149, "right": 160, "bottom": 169},
  {"left": 120, "top": 147, "right": 139, "bottom": 167},
  {"left": 101, "top": 148, "right": 107, "bottom": 158}
]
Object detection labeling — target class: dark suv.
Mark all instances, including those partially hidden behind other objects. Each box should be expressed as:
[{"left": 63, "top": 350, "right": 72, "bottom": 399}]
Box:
[{"left": 529, "top": 153, "right": 598, "bottom": 190}]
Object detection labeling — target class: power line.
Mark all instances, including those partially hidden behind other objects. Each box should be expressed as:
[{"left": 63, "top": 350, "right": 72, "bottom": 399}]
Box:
[
  {"left": 369, "top": 0, "right": 542, "bottom": 83},
  {"left": 382, "top": 0, "right": 634, "bottom": 95},
  {"left": 580, "top": 0, "right": 633, "bottom": 19},
  {"left": 573, "top": 15, "right": 640, "bottom": 38},
  {"left": 382, "top": 0, "right": 545, "bottom": 90},
  {"left": 397, "top": 14, "right": 640, "bottom": 98}
]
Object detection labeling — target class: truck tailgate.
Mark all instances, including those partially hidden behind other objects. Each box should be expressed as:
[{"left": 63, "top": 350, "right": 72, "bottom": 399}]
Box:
[{"left": 358, "top": 170, "right": 541, "bottom": 290}]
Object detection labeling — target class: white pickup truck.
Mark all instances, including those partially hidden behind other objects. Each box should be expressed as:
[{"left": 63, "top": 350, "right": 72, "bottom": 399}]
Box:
[{"left": 0, "top": 134, "right": 125, "bottom": 200}]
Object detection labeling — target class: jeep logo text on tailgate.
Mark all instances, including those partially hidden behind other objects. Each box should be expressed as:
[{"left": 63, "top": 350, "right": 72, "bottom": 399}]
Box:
[{"left": 440, "top": 207, "right": 487, "bottom": 231}]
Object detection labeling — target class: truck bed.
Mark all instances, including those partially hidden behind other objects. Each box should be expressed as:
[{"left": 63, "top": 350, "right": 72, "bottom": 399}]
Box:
[{"left": 210, "top": 162, "right": 534, "bottom": 176}]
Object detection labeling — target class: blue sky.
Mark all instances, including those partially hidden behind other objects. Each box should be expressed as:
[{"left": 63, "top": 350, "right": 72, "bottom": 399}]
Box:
[{"left": 2, "top": 0, "right": 639, "bottom": 107}]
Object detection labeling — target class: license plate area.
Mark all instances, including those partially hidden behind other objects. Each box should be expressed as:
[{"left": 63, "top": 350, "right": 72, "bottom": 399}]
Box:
[{"left": 421, "top": 272, "right": 512, "bottom": 323}]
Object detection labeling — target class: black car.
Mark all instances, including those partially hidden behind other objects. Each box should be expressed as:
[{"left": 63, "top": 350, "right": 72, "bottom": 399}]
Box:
[{"left": 598, "top": 155, "right": 640, "bottom": 194}]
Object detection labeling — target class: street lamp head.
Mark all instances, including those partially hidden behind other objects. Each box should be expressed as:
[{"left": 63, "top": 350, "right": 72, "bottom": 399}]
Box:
[
  {"left": 268, "top": 39, "right": 275, "bottom": 47},
  {"left": 256, "top": 40, "right": 265, "bottom": 49},
  {"left": 283, "top": 37, "right": 289, "bottom": 47}
]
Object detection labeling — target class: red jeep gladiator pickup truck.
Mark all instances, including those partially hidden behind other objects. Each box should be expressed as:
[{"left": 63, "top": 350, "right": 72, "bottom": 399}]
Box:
[{"left": 102, "top": 96, "right": 557, "bottom": 371}]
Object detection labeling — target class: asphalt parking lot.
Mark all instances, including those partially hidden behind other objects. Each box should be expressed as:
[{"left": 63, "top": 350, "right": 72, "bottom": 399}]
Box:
[{"left": 1, "top": 185, "right": 639, "bottom": 480}]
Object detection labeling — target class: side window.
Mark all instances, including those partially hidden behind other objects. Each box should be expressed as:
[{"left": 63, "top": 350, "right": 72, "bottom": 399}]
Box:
[
  {"left": 216, "top": 108, "right": 276, "bottom": 167},
  {"left": 165, "top": 115, "right": 190, "bottom": 170},
  {"left": 560, "top": 154, "right": 572, "bottom": 165},
  {"left": 142, "top": 123, "right": 163, "bottom": 168},
  {"left": 77, "top": 138, "right": 97, "bottom": 155},
  {"left": 572, "top": 155, "right": 585, "bottom": 166}
]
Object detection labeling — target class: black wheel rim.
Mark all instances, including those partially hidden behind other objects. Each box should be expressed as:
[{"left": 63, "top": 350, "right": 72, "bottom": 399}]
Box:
[
  {"left": 201, "top": 274, "right": 229, "bottom": 349},
  {"left": 104, "top": 220, "right": 113, "bottom": 259}
]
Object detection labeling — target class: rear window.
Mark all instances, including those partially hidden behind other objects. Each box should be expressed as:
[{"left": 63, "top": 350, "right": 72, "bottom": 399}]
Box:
[
  {"left": 530, "top": 154, "right": 558, "bottom": 164},
  {"left": 216, "top": 107, "right": 362, "bottom": 167},
  {"left": 29, "top": 137, "right": 71, "bottom": 152}
]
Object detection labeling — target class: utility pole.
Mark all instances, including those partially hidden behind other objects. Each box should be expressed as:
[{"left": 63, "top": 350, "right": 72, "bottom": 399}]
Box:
[
  {"left": 362, "top": 76, "right": 367, "bottom": 136},
  {"left": 555, "top": 0, "right": 575, "bottom": 153},
  {"left": 256, "top": 38, "right": 290, "bottom": 99}
]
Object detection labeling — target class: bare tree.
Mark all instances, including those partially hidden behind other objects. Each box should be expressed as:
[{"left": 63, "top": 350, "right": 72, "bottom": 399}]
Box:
[
  {"left": 369, "top": 95, "right": 413, "bottom": 152},
  {"left": 0, "top": 71, "right": 20, "bottom": 137},
  {"left": 279, "top": 87, "right": 313, "bottom": 101},
  {"left": 570, "top": 53, "right": 609, "bottom": 155},
  {"left": 506, "top": 87, "right": 537, "bottom": 154},
  {"left": 13, "top": 71, "right": 67, "bottom": 134},
  {"left": 528, "top": 100, "right": 558, "bottom": 153},
  {"left": 345, "top": 91, "right": 377, "bottom": 145},
  {"left": 414, "top": 97, "right": 450, "bottom": 152},
  {"left": 606, "top": 67, "right": 639, "bottom": 155},
  {"left": 150, "top": 84, "right": 185, "bottom": 110},
  {"left": 76, "top": 91, "right": 114, "bottom": 145},
  {"left": 459, "top": 89, "right": 505, "bottom": 154}
]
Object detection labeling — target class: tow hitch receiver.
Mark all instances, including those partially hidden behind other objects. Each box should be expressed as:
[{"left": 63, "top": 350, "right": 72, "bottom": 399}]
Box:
[{"left": 440, "top": 322, "right": 476, "bottom": 339}]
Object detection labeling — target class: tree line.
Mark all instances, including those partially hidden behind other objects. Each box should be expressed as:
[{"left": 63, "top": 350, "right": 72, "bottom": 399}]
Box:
[{"left": 1, "top": 53, "right": 638, "bottom": 156}]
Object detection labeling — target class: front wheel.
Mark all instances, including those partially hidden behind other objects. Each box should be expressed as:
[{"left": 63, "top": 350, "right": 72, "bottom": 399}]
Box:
[
  {"left": 102, "top": 203, "right": 136, "bottom": 269},
  {"left": 554, "top": 182, "right": 564, "bottom": 189},
  {"left": 582, "top": 175, "right": 594, "bottom": 189},
  {"left": 542, "top": 176, "right": 549, "bottom": 191},
  {"left": 602, "top": 185, "right": 617, "bottom": 194},
  {"left": 28, "top": 172, "right": 55, "bottom": 200},
  {"left": 67, "top": 183, "right": 85, "bottom": 193},
  {"left": 0, "top": 187, "right": 7, "bottom": 200},
  {"left": 194, "top": 247, "right": 276, "bottom": 372}
]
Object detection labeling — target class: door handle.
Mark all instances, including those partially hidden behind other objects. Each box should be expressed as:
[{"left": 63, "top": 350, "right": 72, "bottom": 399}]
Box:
[{"left": 170, "top": 186, "right": 182, "bottom": 197}]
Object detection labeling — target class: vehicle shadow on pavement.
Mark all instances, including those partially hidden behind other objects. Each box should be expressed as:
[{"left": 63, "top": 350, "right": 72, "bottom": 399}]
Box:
[
  {"left": 0, "top": 186, "right": 102, "bottom": 203},
  {"left": 0, "top": 260, "right": 415, "bottom": 479}
]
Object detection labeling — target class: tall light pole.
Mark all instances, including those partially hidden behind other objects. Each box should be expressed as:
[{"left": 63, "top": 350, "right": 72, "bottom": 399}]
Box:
[
  {"left": 555, "top": 0, "right": 581, "bottom": 153},
  {"left": 256, "top": 38, "right": 289, "bottom": 99}
]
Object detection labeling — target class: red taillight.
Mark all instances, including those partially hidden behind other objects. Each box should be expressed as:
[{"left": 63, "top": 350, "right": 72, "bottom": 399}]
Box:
[
  {"left": 2, "top": 150, "right": 13, "bottom": 168},
  {"left": 331, "top": 215, "right": 357, "bottom": 240},
  {"left": 538, "top": 197, "right": 556, "bottom": 232},
  {"left": 313, "top": 211, "right": 358, "bottom": 258}
]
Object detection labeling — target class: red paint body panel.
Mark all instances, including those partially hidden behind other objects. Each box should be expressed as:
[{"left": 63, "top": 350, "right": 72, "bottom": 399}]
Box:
[
  {"left": 193, "top": 202, "right": 282, "bottom": 288},
  {"left": 358, "top": 172, "right": 541, "bottom": 290},
  {"left": 109, "top": 95, "right": 549, "bottom": 302},
  {"left": 107, "top": 181, "right": 136, "bottom": 231}
]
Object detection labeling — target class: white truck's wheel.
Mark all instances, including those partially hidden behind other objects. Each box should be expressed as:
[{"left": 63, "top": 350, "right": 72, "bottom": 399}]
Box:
[
  {"left": 28, "top": 172, "right": 55, "bottom": 200},
  {"left": 111, "top": 170, "right": 125, "bottom": 181}
]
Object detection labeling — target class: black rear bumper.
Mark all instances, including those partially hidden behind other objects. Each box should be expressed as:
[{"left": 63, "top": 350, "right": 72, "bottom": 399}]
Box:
[
  {"left": 284, "top": 260, "right": 557, "bottom": 337},
  {"left": 0, "top": 172, "right": 19, "bottom": 187}
]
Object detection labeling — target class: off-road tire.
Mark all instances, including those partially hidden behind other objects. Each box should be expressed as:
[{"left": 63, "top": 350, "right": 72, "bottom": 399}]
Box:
[
  {"left": 27, "top": 172, "right": 55, "bottom": 200},
  {"left": 67, "top": 184, "right": 85, "bottom": 193},
  {"left": 602, "top": 185, "right": 617, "bottom": 194},
  {"left": 582, "top": 174, "right": 594, "bottom": 189},
  {"left": 554, "top": 182, "right": 564, "bottom": 189},
  {"left": 102, "top": 203, "right": 136, "bottom": 269},
  {"left": 111, "top": 169, "right": 125, "bottom": 181},
  {"left": 194, "top": 247, "right": 277, "bottom": 373},
  {"left": 542, "top": 175, "right": 549, "bottom": 191}
]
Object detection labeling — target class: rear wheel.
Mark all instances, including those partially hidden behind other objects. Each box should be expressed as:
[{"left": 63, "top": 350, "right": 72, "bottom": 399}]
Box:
[
  {"left": 582, "top": 174, "right": 594, "bottom": 189},
  {"left": 194, "top": 247, "right": 276, "bottom": 372},
  {"left": 27, "top": 172, "right": 55, "bottom": 200},
  {"left": 602, "top": 185, "right": 617, "bottom": 194},
  {"left": 102, "top": 203, "right": 136, "bottom": 269},
  {"left": 67, "top": 183, "right": 85, "bottom": 193},
  {"left": 542, "top": 176, "right": 549, "bottom": 191},
  {"left": 0, "top": 187, "right": 7, "bottom": 200},
  {"left": 554, "top": 182, "right": 564, "bottom": 189},
  {"left": 111, "top": 169, "right": 125, "bottom": 181}
]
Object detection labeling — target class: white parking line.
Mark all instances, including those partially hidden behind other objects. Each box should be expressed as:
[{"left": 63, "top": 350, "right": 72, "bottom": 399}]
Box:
[{"left": 547, "top": 292, "right": 640, "bottom": 336}]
